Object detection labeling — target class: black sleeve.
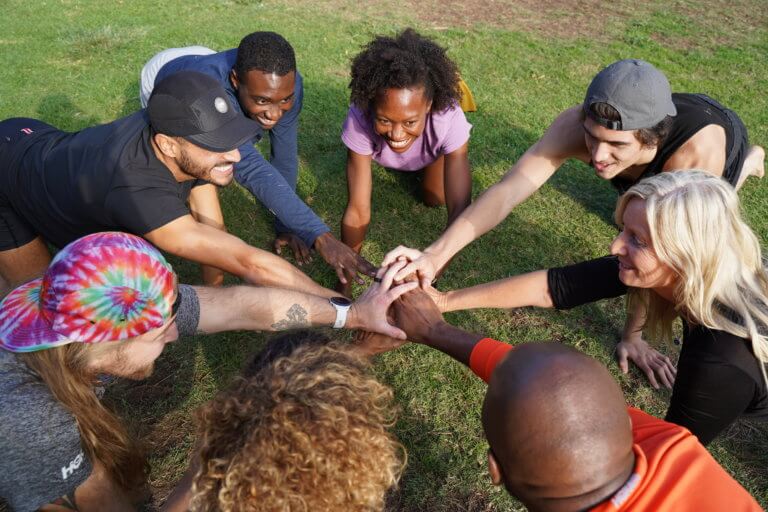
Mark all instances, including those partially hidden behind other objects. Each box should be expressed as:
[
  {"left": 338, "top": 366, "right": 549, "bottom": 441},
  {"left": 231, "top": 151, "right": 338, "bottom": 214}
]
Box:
[
  {"left": 665, "top": 354, "right": 758, "bottom": 446},
  {"left": 106, "top": 184, "right": 191, "bottom": 235},
  {"left": 546, "top": 256, "right": 627, "bottom": 310}
]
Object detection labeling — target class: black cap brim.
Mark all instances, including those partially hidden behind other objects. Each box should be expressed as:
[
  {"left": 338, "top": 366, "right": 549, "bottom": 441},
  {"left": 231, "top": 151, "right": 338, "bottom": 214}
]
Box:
[{"left": 184, "top": 114, "right": 261, "bottom": 153}]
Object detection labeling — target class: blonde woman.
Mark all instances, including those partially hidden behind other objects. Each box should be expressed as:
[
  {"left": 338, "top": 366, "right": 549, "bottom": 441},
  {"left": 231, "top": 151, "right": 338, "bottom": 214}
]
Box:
[{"left": 419, "top": 171, "right": 768, "bottom": 445}]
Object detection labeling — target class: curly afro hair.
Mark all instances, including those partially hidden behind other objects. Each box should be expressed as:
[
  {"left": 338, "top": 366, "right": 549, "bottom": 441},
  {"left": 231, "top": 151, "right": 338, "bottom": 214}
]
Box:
[
  {"left": 349, "top": 28, "right": 461, "bottom": 113},
  {"left": 190, "top": 338, "right": 405, "bottom": 512}
]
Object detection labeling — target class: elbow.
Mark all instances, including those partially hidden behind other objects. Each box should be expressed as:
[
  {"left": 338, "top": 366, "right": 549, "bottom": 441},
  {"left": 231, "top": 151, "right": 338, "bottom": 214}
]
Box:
[{"left": 342, "top": 204, "right": 371, "bottom": 228}]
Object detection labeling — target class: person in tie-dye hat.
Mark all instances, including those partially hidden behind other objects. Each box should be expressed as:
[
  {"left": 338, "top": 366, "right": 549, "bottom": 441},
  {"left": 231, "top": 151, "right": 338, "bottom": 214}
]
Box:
[{"left": 0, "top": 232, "right": 416, "bottom": 511}]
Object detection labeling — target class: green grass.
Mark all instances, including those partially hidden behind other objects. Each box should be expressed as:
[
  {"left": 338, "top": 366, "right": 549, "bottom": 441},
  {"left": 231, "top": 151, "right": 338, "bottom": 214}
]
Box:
[{"left": 1, "top": 1, "right": 767, "bottom": 510}]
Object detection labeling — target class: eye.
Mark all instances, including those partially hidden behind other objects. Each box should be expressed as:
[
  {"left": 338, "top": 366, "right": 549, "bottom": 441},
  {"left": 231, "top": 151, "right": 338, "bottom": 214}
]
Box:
[
  {"left": 404, "top": 121, "right": 417, "bottom": 127},
  {"left": 631, "top": 235, "right": 647, "bottom": 248},
  {"left": 376, "top": 118, "right": 390, "bottom": 125},
  {"left": 253, "top": 98, "right": 269, "bottom": 105}
]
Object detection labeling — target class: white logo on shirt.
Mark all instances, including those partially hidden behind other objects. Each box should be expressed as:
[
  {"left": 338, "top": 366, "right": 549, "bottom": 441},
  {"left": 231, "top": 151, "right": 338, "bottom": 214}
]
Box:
[
  {"left": 61, "top": 451, "right": 85, "bottom": 480},
  {"left": 214, "top": 97, "right": 228, "bottom": 114}
]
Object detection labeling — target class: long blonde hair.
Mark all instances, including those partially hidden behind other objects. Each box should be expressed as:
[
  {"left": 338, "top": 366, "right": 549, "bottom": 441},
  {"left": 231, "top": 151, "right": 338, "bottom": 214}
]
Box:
[
  {"left": 616, "top": 170, "right": 768, "bottom": 380},
  {"left": 19, "top": 342, "right": 147, "bottom": 491}
]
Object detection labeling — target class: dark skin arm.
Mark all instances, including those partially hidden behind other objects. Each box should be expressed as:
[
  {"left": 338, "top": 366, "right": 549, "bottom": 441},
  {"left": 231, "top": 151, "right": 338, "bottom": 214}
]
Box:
[
  {"left": 338, "top": 149, "right": 376, "bottom": 291},
  {"left": 393, "top": 288, "right": 484, "bottom": 366},
  {"left": 443, "top": 142, "right": 472, "bottom": 227}
]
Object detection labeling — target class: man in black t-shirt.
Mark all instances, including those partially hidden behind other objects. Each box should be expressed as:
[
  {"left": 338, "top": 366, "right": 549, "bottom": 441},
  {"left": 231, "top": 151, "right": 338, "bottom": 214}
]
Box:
[{"left": 0, "top": 71, "right": 335, "bottom": 298}]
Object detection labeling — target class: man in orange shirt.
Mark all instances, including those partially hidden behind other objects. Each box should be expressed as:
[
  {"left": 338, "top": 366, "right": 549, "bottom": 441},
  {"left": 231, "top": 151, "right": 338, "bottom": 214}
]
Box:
[{"left": 391, "top": 289, "right": 762, "bottom": 511}]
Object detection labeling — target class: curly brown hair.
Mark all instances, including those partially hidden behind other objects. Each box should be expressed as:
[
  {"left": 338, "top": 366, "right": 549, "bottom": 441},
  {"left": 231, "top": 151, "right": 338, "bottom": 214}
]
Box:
[
  {"left": 190, "top": 340, "right": 405, "bottom": 511},
  {"left": 349, "top": 28, "right": 461, "bottom": 113}
]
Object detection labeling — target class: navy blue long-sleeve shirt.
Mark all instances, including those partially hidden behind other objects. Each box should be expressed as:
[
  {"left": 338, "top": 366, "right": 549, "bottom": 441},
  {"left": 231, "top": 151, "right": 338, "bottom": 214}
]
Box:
[{"left": 155, "top": 49, "right": 330, "bottom": 246}]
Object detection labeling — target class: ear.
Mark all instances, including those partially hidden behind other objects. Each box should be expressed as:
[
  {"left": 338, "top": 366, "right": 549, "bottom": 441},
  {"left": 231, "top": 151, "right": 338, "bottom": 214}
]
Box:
[
  {"left": 487, "top": 450, "right": 503, "bottom": 486},
  {"left": 229, "top": 69, "right": 240, "bottom": 91},
  {"left": 153, "top": 133, "right": 180, "bottom": 158}
]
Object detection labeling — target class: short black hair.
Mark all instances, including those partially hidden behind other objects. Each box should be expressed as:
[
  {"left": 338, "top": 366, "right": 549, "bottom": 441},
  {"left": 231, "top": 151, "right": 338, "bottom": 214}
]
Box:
[
  {"left": 235, "top": 31, "right": 296, "bottom": 77},
  {"left": 349, "top": 28, "right": 461, "bottom": 113}
]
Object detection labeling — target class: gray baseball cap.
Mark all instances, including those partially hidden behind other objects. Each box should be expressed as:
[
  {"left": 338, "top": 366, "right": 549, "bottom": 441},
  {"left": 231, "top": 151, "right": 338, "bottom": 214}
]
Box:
[{"left": 583, "top": 59, "right": 677, "bottom": 131}]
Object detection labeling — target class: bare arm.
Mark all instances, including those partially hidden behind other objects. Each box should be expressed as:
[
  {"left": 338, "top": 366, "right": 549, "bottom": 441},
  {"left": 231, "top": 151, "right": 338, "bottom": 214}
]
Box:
[
  {"left": 188, "top": 184, "right": 226, "bottom": 287},
  {"left": 145, "top": 215, "right": 336, "bottom": 298},
  {"left": 190, "top": 261, "right": 418, "bottom": 337},
  {"left": 384, "top": 106, "right": 587, "bottom": 282},
  {"left": 340, "top": 150, "right": 374, "bottom": 254},
  {"left": 441, "top": 270, "right": 553, "bottom": 312},
  {"left": 443, "top": 142, "right": 472, "bottom": 227},
  {"left": 662, "top": 124, "right": 727, "bottom": 176}
]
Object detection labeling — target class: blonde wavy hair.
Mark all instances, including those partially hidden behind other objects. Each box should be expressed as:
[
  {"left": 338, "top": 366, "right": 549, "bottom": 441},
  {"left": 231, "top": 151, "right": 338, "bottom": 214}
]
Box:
[
  {"left": 191, "top": 340, "right": 405, "bottom": 512},
  {"left": 616, "top": 170, "right": 768, "bottom": 381}
]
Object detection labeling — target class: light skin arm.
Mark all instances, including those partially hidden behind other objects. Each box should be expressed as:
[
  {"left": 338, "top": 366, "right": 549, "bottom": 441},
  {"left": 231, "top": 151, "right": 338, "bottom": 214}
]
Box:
[
  {"left": 662, "top": 124, "right": 726, "bottom": 176},
  {"left": 190, "top": 260, "right": 417, "bottom": 338},
  {"left": 443, "top": 142, "right": 472, "bottom": 227},
  {"left": 429, "top": 270, "right": 553, "bottom": 313},
  {"left": 188, "top": 184, "right": 226, "bottom": 287},
  {"left": 384, "top": 106, "right": 588, "bottom": 284},
  {"left": 145, "top": 215, "right": 337, "bottom": 298},
  {"left": 616, "top": 300, "right": 676, "bottom": 389}
]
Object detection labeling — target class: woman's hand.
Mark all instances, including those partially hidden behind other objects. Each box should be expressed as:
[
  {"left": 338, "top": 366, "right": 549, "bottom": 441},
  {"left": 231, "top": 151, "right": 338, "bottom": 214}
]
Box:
[
  {"left": 616, "top": 335, "right": 677, "bottom": 389},
  {"left": 381, "top": 246, "right": 441, "bottom": 289}
]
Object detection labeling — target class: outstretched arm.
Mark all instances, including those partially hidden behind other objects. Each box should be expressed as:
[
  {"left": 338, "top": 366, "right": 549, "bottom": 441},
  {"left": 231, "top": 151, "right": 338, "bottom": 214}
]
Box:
[
  {"left": 145, "top": 214, "right": 336, "bottom": 298},
  {"left": 383, "top": 106, "right": 586, "bottom": 284},
  {"left": 192, "top": 260, "right": 417, "bottom": 338}
]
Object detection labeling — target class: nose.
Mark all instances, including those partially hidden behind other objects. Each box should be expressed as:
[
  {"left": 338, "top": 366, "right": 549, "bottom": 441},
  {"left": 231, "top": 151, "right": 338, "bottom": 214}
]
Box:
[
  {"left": 224, "top": 148, "right": 241, "bottom": 163},
  {"left": 264, "top": 103, "right": 283, "bottom": 122},
  {"left": 391, "top": 123, "right": 405, "bottom": 141},
  {"left": 593, "top": 141, "right": 610, "bottom": 163},
  {"left": 610, "top": 231, "right": 627, "bottom": 256}
]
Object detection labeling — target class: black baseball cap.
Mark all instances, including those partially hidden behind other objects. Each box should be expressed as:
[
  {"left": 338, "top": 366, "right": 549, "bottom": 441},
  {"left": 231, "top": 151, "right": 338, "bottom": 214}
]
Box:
[{"left": 147, "top": 71, "right": 260, "bottom": 152}]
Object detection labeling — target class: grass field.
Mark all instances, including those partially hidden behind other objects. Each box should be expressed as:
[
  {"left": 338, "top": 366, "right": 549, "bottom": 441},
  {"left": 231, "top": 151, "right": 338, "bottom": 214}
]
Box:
[{"left": 1, "top": 0, "right": 767, "bottom": 510}]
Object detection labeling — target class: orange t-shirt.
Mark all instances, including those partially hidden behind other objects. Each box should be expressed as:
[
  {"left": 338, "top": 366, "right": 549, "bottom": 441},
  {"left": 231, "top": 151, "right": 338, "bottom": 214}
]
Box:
[{"left": 469, "top": 338, "right": 762, "bottom": 512}]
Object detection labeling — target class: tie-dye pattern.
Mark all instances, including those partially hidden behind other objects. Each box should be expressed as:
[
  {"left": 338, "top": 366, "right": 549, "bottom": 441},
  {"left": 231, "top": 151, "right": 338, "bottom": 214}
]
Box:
[{"left": 0, "top": 232, "right": 176, "bottom": 352}]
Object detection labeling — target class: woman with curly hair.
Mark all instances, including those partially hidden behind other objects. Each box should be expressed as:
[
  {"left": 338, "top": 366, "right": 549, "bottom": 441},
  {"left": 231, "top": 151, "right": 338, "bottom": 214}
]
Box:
[
  {"left": 176, "top": 332, "right": 405, "bottom": 512},
  {"left": 339, "top": 28, "right": 473, "bottom": 293}
]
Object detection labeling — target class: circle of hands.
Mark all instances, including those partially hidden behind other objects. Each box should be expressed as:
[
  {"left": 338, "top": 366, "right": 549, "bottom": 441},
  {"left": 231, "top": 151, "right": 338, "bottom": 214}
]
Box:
[{"left": 352, "top": 246, "right": 677, "bottom": 390}]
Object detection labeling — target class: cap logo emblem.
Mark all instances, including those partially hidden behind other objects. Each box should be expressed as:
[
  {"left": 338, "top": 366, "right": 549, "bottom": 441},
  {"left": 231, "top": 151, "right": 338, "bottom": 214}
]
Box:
[{"left": 214, "top": 97, "right": 228, "bottom": 114}]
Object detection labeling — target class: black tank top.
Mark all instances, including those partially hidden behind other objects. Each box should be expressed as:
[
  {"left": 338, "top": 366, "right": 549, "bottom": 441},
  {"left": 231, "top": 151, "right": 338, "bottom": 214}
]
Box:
[{"left": 611, "top": 93, "right": 738, "bottom": 193}]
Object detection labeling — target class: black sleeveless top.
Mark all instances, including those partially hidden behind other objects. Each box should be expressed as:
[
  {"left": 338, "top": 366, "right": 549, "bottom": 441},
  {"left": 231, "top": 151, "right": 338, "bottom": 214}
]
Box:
[{"left": 610, "top": 93, "right": 748, "bottom": 193}]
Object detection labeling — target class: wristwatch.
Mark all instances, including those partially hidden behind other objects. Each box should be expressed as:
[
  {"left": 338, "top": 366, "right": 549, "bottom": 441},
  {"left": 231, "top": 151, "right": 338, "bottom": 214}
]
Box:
[{"left": 329, "top": 297, "right": 353, "bottom": 329}]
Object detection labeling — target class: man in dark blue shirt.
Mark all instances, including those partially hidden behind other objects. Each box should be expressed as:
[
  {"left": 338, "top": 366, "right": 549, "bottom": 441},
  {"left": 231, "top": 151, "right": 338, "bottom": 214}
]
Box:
[{"left": 140, "top": 32, "right": 376, "bottom": 286}]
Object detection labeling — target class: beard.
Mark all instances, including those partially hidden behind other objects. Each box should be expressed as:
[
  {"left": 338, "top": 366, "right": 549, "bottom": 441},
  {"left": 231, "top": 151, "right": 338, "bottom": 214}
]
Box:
[{"left": 176, "top": 145, "right": 235, "bottom": 186}]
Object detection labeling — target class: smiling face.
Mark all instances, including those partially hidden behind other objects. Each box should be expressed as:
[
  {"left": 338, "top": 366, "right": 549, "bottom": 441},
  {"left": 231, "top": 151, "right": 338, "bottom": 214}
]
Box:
[
  {"left": 231, "top": 69, "right": 296, "bottom": 130},
  {"left": 583, "top": 118, "right": 656, "bottom": 180},
  {"left": 610, "top": 198, "right": 677, "bottom": 292},
  {"left": 373, "top": 87, "right": 432, "bottom": 154},
  {"left": 176, "top": 139, "right": 240, "bottom": 186}
]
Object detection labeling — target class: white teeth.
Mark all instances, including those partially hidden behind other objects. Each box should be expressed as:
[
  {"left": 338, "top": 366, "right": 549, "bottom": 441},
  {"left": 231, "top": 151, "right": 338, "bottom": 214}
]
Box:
[{"left": 388, "top": 138, "right": 410, "bottom": 148}]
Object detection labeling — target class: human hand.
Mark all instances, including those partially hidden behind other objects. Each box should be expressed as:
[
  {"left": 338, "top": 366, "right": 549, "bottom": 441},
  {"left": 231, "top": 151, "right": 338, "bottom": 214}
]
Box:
[
  {"left": 347, "top": 260, "right": 418, "bottom": 339},
  {"left": 381, "top": 245, "right": 441, "bottom": 289},
  {"left": 392, "top": 287, "right": 446, "bottom": 344},
  {"left": 616, "top": 335, "right": 677, "bottom": 389},
  {"left": 314, "top": 232, "right": 377, "bottom": 284},
  {"left": 273, "top": 233, "right": 312, "bottom": 265},
  {"left": 351, "top": 330, "right": 407, "bottom": 357}
]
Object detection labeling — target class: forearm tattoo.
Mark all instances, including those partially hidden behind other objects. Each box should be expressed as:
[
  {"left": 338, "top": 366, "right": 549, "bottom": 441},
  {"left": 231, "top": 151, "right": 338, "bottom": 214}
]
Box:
[{"left": 271, "top": 304, "right": 310, "bottom": 330}]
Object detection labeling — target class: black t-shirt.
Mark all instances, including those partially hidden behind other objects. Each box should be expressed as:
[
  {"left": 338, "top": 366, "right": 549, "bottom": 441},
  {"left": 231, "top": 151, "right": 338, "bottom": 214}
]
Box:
[
  {"left": 0, "top": 112, "right": 204, "bottom": 248},
  {"left": 547, "top": 256, "right": 768, "bottom": 445}
]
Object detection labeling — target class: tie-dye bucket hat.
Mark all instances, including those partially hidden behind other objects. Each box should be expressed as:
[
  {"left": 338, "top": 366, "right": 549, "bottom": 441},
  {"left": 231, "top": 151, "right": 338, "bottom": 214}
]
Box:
[{"left": 0, "top": 232, "right": 176, "bottom": 352}]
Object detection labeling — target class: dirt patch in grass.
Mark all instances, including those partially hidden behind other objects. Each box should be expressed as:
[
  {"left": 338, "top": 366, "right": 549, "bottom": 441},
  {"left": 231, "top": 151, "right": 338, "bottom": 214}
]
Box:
[{"left": 300, "top": 0, "right": 766, "bottom": 49}]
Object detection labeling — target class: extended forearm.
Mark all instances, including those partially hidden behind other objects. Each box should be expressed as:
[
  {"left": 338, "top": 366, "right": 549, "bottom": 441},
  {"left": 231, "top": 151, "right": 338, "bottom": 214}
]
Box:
[
  {"left": 444, "top": 270, "right": 553, "bottom": 312},
  {"left": 242, "top": 249, "right": 336, "bottom": 298},
  {"left": 195, "top": 286, "right": 337, "bottom": 333},
  {"left": 341, "top": 207, "right": 370, "bottom": 254},
  {"left": 424, "top": 321, "right": 485, "bottom": 367}
]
